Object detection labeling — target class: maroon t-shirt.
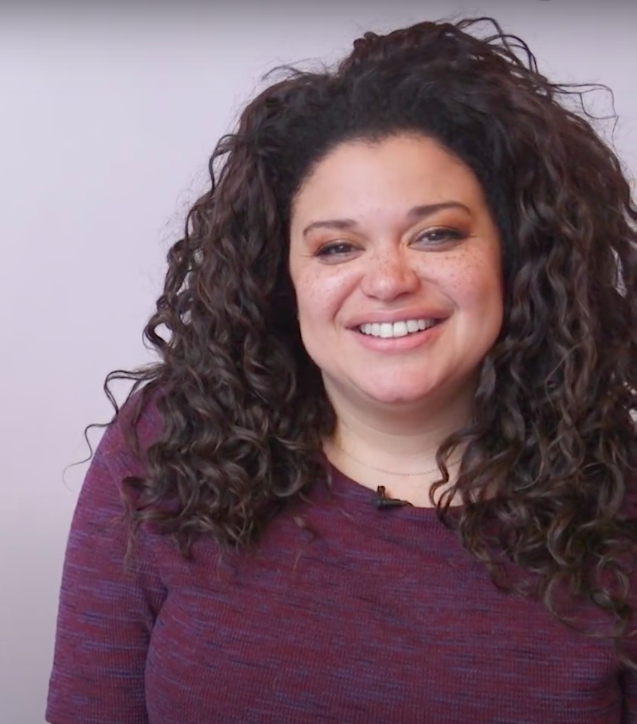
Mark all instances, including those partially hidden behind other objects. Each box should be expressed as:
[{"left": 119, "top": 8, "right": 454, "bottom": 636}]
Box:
[{"left": 46, "top": 406, "right": 637, "bottom": 723}]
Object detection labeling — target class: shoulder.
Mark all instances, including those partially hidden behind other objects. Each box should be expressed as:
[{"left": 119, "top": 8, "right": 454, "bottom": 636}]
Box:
[
  {"left": 76, "top": 386, "right": 165, "bottom": 525},
  {"left": 96, "top": 386, "right": 164, "bottom": 478}
]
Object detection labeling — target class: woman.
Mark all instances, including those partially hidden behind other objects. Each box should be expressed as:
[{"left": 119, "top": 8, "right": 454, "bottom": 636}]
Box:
[{"left": 46, "top": 16, "right": 636, "bottom": 724}]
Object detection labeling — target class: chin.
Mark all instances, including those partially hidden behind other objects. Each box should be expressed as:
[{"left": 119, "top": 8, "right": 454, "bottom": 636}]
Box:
[{"left": 361, "top": 384, "right": 437, "bottom": 407}]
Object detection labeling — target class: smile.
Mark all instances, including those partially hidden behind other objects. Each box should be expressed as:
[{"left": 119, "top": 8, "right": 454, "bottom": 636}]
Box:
[{"left": 358, "top": 319, "right": 440, "bottom": 339}]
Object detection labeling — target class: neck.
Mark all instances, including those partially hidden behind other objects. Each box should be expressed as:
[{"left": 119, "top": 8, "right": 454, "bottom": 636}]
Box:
[{"left": 322, "top": 380, "right": 473, "bottom": 507}]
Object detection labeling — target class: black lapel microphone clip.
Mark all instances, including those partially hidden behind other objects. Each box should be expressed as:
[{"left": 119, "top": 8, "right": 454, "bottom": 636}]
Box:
[{"left": 373, "top": 485, "right": 414, "bottom": 510}]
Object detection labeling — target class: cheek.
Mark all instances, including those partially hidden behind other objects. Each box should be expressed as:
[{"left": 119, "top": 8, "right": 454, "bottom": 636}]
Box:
[
  {"left": 295, "top": 269, "right": 354, "bottom": 323},
  {"left": 440, "top": 250, "right": 503, "bottom": 314},
  {"left": 460, "top": 273, "right": 502, "bottom": 314}
]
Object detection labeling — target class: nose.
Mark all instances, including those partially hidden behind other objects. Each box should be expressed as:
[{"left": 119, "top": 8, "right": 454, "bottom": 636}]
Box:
[{"left": 359, "top": 247, "right": 420, "bottom": 301}]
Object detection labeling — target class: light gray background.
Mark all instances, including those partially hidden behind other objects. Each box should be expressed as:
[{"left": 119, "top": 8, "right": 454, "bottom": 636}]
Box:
[{"left": 2, "top": 2, "right": 635, "bottom": 722}]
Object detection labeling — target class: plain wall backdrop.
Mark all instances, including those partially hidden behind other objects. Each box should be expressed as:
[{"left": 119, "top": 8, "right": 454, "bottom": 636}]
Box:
[{"left": 2, "top": 1, "right": 635, "bottom": 722}]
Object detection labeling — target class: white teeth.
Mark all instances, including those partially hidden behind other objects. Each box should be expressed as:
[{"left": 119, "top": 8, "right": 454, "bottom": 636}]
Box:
[
  {"left": 359, "top": 319, "right": 439, "bottom": 338},
  {"left": 392, "top": 321, "right": 408, "bottom": 337},
  {"left": 406, "top": 320, "right": 419, "bottom": 333},
  {"left": 380, "top": 323, "right": 393, "bottom": 338}
]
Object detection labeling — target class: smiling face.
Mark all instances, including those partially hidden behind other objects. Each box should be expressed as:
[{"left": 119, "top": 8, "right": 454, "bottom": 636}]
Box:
[{"left": 288, "top": 133, "right": 503, "bottom": 418}]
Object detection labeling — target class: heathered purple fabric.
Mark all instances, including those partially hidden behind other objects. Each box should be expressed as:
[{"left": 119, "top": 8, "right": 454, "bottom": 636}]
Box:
[{"left": 46, "top": 406, "right": 637, "bottom": 723}]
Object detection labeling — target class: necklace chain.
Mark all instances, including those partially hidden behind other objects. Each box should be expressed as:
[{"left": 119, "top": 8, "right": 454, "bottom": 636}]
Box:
[{"left": 335, "top": 443, "right": 460, "bottom": 477}]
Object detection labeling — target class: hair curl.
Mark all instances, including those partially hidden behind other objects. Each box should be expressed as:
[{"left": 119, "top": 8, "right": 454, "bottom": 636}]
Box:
[{"left": 99, "top": 17, "right": 637, "bottom": 666}]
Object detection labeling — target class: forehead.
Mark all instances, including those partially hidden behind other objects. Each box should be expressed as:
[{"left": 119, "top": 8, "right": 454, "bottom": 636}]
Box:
[{"left": 290, "top": 133, "right": 485, "bottom": 222}]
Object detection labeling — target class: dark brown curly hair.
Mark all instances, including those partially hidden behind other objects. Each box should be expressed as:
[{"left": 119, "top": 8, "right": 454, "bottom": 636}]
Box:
[{"left": 98, "top": 17, "right": 637, "bottom": 666}]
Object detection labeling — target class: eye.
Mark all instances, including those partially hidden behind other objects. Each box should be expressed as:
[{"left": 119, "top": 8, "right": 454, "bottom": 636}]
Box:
[
  {"left": 314, "top": 241, "right": 359, "bottom": 259},
  {"left": 413, "top": 227, "right": 467, "bottom": 247}
]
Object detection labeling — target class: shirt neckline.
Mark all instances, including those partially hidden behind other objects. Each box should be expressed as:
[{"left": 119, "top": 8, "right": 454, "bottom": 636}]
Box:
[{"left": 324, "top": 462, "right": 466, "bottom": 522}]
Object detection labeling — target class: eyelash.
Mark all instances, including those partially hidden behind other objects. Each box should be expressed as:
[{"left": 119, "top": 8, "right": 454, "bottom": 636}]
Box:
[{"left": 315, "top": 227, "right": 466, "bottom": 258}]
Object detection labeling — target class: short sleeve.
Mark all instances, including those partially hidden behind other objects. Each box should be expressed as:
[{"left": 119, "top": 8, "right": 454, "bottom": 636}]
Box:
[{"left": 46, "top": 412, "right": 167, "bottom": 724}]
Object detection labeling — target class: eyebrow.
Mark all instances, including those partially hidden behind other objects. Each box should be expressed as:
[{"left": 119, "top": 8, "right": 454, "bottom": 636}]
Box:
[{"left": 301, "top": 201, "right": 472, "bottom": 237}]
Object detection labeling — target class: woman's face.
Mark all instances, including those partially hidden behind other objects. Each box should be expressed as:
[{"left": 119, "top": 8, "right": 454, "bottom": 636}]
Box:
[{"left": 288, "top": 133, "right": 503, "bottom": 414}]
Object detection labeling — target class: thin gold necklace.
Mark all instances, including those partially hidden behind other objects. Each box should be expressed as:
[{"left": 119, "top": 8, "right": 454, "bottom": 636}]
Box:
[{"left": 334, "top": 443, "right": 460, "bottom": 477}]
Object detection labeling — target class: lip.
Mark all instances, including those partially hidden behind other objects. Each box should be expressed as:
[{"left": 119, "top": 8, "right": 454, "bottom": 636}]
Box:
[
  {"left": 351, "top": 318, "right": 447, "bottom": 352},
  {"left": 345, "top": 309, "right": 450, "bottom": 329}
]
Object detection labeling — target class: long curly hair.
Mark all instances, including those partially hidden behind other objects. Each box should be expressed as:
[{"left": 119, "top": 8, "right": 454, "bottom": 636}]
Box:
[{"left": 101, "top": 17, "right": 637, "bottom": 665}]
